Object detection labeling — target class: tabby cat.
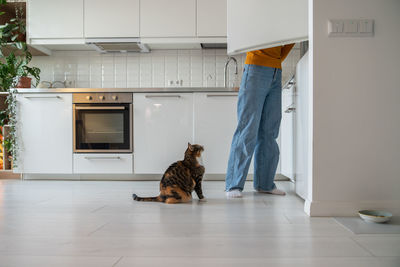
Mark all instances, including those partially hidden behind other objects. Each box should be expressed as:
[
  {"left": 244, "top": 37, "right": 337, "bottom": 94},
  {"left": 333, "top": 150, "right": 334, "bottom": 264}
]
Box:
[{"left": 132, "top": 143, "right": 205, "bottom": 204}]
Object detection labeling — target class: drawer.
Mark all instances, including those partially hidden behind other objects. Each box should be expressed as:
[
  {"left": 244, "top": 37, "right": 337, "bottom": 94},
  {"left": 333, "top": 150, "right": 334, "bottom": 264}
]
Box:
[{"left": 74, "top": 154, "right": 133, "bottom": 174}]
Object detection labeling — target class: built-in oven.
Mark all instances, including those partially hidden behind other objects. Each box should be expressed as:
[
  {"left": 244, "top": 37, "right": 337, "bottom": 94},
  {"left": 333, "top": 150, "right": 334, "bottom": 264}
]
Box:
[{"left": 73, "top": 93, "right": 133, "bottom": 153}]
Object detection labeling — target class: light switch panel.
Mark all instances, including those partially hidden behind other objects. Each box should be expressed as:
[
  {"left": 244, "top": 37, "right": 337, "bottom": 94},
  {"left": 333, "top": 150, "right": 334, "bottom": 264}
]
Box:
[
  {"left": 328, "top": 19, "right": 374, "bottom": 37},
  {"left": 344, "top": 20, "right": 358, "bottom": 33},
  {"left": 329, "top": 20, "right": 344, "bottom": 33},
  {"left": 359, "top": 19, "right": 374, "bottom": 33}
]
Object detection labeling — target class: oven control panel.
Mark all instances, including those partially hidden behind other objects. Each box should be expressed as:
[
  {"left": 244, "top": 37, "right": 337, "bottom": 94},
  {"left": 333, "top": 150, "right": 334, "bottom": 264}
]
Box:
[{"left": 73, "top": 93, "right": 132, "bottom": 104}]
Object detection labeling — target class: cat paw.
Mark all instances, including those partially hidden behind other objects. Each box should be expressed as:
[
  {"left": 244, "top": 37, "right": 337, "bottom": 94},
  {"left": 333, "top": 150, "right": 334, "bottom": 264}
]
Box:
[{"left": 199, "top": 198, "right": 207, "bottom": 202}]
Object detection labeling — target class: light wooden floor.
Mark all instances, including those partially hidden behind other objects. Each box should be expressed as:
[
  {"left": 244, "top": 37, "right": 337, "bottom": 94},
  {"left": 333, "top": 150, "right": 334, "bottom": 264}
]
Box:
[{"left": 0, "top": 180, "right": 399, "bottom": 267}]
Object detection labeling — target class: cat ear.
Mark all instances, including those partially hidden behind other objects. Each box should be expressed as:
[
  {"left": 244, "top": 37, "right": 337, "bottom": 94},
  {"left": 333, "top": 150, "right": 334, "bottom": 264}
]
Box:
[{"left": 188, "top": 142, "right": 194, "bottom": 151}]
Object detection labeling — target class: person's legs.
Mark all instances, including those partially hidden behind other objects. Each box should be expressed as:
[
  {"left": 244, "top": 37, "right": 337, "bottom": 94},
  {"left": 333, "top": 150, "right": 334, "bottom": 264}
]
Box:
[
  {"left": 253, "top": 68, "right": 283, "bottom": 192},
  {"left": 225, "top": 65, "right": 274, "bottom": 193}
]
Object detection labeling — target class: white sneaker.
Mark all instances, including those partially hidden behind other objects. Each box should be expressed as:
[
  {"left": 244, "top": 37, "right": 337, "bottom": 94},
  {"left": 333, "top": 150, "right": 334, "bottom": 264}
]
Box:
[
  {"left": 257, "top": 188, "right": 286, "bottom": 196},
  {"left": 226, "top": 189, "right": 242, "bottom": 198}
]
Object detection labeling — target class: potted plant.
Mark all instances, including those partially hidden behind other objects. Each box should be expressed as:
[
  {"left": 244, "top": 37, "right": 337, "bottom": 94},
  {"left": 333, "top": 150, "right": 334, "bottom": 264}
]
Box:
[{"left": 0, "top": 45, "right": 41, "bottom": 89}]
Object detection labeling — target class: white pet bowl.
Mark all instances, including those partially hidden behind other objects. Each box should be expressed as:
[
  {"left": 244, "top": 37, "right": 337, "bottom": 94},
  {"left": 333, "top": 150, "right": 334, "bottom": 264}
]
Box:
[{"left": 358, "top": 210, "right": 392, "bottom": 223}]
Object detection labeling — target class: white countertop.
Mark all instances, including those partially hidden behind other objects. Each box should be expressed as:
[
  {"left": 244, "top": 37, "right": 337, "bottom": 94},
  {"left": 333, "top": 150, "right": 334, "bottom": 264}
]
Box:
[{"left": 14, "top": 87, "right": 239, "bottom": 94}]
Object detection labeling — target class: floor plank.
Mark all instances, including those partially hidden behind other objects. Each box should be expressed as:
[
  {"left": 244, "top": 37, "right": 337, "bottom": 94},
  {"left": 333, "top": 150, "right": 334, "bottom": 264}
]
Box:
[{"left": 0, "top": 180, "right": 396, "bottom": 266}]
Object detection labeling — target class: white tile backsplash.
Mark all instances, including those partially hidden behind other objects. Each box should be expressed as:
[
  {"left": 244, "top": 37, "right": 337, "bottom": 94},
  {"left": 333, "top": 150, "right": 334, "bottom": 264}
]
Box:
[{"left": 31, "top": 48, "right": 300, "bottom": 88}]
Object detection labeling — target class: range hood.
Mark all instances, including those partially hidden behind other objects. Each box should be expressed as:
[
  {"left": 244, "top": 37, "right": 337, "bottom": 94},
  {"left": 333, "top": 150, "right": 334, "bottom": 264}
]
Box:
[{"left": 85, "top": 38, "right": 150, "bottom": 53}]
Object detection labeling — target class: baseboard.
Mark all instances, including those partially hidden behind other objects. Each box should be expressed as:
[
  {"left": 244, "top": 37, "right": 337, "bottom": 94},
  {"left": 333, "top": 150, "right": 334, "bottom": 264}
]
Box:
[
  {"left": 305, "top": 199, "right": 400, "bottom": 217},
  {"left": 21, "top": 173, "right": 288, "bottom": 181},
  {"left": 21, "top": 173, "right": 250, "bottom": 181}
]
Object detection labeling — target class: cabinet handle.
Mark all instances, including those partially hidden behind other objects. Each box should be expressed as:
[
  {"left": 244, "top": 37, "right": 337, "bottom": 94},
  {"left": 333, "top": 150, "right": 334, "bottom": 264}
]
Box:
[
  {"left": 145, "top": 95, "right": 181, "bottom": 98},
  {"left": 84, "top": 156, "right": 121, "bottom": 160},
  {"left": 206, "top": 94, "right": 238, "bottom": 97},
  {"left": 283, "top": 81, "right": 295, "bottom": 90},
  {"left": 24, "top": 96, "right": 61, "bottom": 99},
  {"left": 75, "top": 106, "right": 125, "bottom": 110},
  {"left": 285, "top": 107, "right": 296, "bottom": 113}
]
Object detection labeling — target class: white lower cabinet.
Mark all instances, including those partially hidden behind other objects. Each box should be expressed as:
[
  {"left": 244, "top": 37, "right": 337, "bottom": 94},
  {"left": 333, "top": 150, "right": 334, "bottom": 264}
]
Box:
[
  {"left": 15, "top": 91, "right": 289, "bottom": 177},
  {"left": 16, "top": 94, "right": 73, "bottom": 173},
  {"left": 133, "top": 93, "right": 193, "bottom": 174},
  {"left": 193, "top": 93, "right": 253, "bottom": 174},
  {"left": 74, "top": 154, "right": 133, "bottom": 174},
  {"left": 280, "top": 89, "right": 295, "bottom": 180}
]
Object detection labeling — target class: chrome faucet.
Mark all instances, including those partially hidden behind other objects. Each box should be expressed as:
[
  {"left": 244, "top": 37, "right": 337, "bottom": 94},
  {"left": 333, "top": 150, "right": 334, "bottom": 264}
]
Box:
[{"left": 224, "top": 56, "right": 238, "bottom": 88}]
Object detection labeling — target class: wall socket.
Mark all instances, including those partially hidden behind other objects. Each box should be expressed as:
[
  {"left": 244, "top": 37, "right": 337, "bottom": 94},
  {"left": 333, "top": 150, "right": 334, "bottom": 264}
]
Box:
[{"left": 168, "top": 80, "right": 183, "bottom": 87}]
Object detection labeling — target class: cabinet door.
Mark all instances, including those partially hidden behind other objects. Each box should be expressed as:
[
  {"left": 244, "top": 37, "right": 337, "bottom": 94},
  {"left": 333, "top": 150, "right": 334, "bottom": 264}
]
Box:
[
  {"left": 74, "top": 154, "right": 133, "bottom": 174},
  {"left": 134, "top": 93, "right": 193, "bottom": 174},
  {"left": 197, "top": 0, "right": 227, "bottom": 37},
  {"left": 28, "top": 0, "right": 83, "bottom": 39},
  {"left": 227, "top": 0, "right": 308, "bottom": 54},
  {"left": 140, "top": 0, "right": 196, "bottom": 37},
  {"left": 193, "top": 93, "right": 253, "bottom": 174},
  {"left": 280, "top": 89, "right": 295, "bottom": 180},
  {"left": 295, "top": 52, "right": 311, "bottom": 200},
  {"left": 84, "top": 0, "right": 139, "bottom": 38},
  {"left": 16, "top": 94, "right": 73, "bottom": 173}
]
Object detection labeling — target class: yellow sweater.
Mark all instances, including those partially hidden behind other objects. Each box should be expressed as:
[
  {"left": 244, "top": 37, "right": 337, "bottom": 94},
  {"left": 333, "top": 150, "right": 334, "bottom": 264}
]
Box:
[{"left": 245, "top": 44, "right": 295, "bottom": 69}]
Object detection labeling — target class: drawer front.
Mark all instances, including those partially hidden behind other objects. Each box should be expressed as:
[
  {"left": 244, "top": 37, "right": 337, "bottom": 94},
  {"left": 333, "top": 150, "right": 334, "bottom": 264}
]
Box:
[{"left": 74, "top": 154, "right": 133, "bottom": 174}]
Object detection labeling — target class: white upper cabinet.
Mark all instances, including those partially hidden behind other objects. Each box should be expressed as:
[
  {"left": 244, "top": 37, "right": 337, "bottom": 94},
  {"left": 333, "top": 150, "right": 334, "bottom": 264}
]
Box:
[
  {"left": 84, "top": 0, "right": 139, "bottom": 38},
  {"left": 15, "top": 94, "right": 73, "bottom": 174},
  {"left": 140, "top": 0, "right": 196, "bottom": 37},
  {"left": 227, "top": 0, "right": 308, "bottom": 54},
  {"left": 197, "top": 0, "right": 227, "bottom": 37},
  {"left": 28, "top": 0, "right": 84, "bottom": 39}
]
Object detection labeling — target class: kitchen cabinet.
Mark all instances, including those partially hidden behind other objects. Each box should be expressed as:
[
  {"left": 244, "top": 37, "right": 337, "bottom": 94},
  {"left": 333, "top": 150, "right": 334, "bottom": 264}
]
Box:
[
  {"left": 28, "top": 0, "right": 83, "bottom": 39},
  {"left": 15, "top": 94, "right": 73, "bottom": 174},
  {"left": 134, "top": 93, "right": 194, "bottom": 173},
  {"left": 227, "top": 0, "right": 308, "bottom": 54},
  {"left": 140, "top": 0, "right": 196, "bottom": 37},
  {"left": 84, "top": 0, "right": 139, "bottom": 38},
  {"left": 295, "top": 52, "right": 311, "bottom": 200},
  {"left": 193, "top": 93, "right": 253, "bottom": 174},
  {"left": 280, "top": 86, "right": 295, "bottom": 180},
  {"left": 74, "top": 154, "right": 133, "bottom": 174},
  {"left": 197, "top": 0, "right": 227, "bottom": 37}
]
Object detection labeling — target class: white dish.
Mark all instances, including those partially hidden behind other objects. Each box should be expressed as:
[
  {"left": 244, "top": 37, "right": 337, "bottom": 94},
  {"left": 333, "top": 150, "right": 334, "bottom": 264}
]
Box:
[{"left": 358, "top": 210, "right": 392, "bottom": 223}]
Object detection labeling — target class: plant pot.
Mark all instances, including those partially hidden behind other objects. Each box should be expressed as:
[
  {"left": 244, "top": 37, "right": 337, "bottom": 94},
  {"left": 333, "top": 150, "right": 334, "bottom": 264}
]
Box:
[
  {"left": 16, "top": 76, "right": 32, "bottom": 88},
  {"left": 0, "top": 93, "right": 7, "bottom": 112}
]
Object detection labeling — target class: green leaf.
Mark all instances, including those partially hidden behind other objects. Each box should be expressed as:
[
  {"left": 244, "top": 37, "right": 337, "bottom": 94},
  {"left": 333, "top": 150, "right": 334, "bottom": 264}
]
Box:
[{"left": 15, "top": 42, "right": 23, "bottom": 49}]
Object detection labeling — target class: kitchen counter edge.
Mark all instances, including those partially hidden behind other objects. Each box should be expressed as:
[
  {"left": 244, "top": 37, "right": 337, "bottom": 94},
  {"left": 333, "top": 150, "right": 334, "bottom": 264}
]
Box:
[{"left": 13, "top": 87, "right": 240, "bottom": 94}]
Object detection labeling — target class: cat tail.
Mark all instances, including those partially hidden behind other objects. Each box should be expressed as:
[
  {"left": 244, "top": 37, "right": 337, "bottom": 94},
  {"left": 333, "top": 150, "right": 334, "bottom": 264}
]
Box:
[{"left": 132, "top": 194, "right": 163, "bottom": 202}]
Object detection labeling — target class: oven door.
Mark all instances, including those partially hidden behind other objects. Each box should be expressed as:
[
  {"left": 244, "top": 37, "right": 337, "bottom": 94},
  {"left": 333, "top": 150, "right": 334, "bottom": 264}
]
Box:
[{"left": 73, "top": 104, "right": 132, "bottom": 153}]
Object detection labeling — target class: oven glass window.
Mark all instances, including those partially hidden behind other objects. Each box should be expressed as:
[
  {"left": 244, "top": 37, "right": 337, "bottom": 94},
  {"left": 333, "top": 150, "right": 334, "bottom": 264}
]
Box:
[
  {"left": 83, "top": 113, "right": 124, "bottom": 143},
  {"left": 75, "top": 104, "right": 131, "bottom": 152}
]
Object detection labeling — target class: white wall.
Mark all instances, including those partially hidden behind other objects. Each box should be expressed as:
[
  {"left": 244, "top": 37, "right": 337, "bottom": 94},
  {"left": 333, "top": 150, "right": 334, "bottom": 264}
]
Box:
[
  {"left": 308, "top": 0, "right": 400, "bottom": 216},
  {"left": 31, "top": 49, "right": 244, "bottom": 88},
  {"left": 31, "top": 48, "right": 300, "bottom": 89}
]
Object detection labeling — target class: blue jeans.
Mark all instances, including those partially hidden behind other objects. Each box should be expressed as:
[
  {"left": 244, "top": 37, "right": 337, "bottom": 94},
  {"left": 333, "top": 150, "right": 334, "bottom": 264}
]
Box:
[{"left": 226, "top": 64, "right": 282, "bottom": 192}]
